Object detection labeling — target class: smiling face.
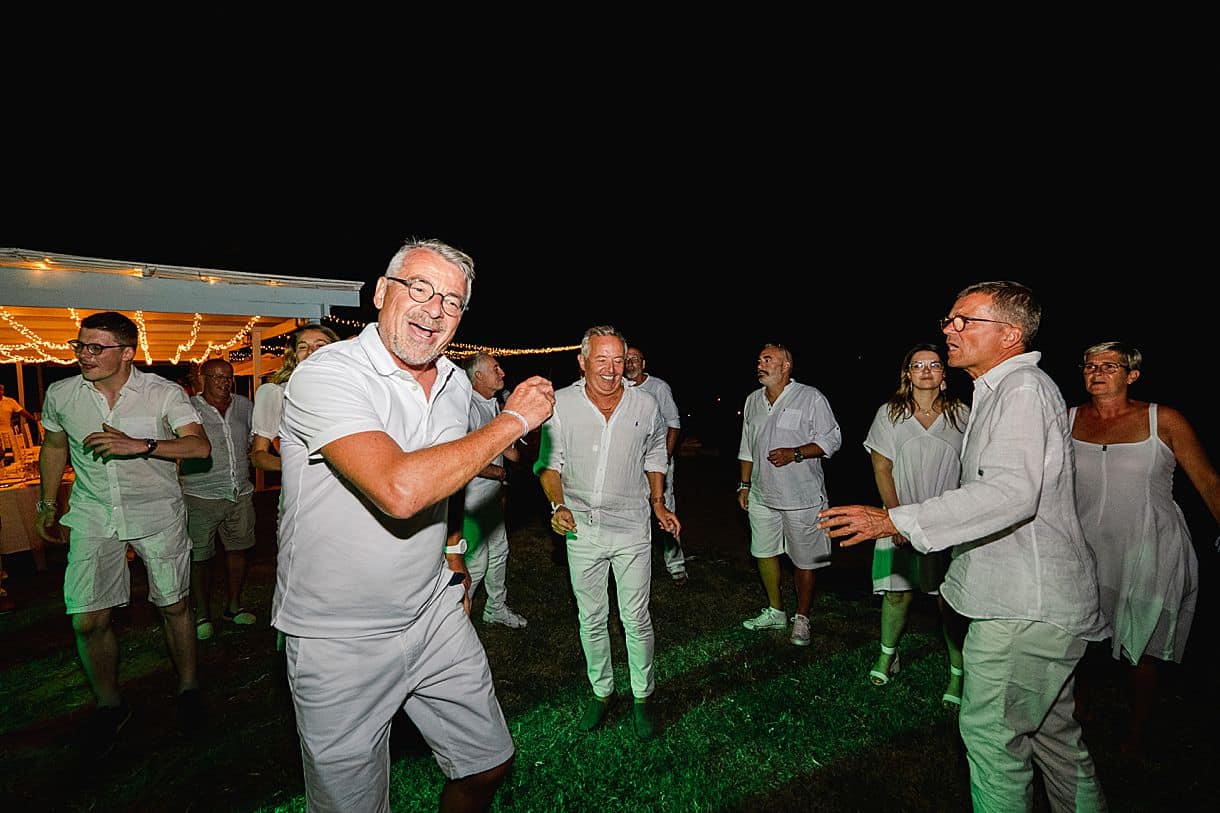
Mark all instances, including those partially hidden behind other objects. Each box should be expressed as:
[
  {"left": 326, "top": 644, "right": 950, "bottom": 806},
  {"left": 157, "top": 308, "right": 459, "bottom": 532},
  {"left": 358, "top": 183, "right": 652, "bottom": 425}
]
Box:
[
  {"left": 294, "top": 329, "right": 333, "bottom": 363},
  {"left": 200, "top": 360, "right": 235, "bottom": 404},
  {"left": 578, "top": 334, "right": 626, "bottom": 398},
  {"left": 373, "top": 248, "right": 468, "bottom": 370}
]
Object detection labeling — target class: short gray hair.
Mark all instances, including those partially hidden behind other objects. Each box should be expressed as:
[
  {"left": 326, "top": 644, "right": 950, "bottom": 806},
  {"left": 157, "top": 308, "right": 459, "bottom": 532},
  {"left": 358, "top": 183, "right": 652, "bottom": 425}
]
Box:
[
  {"left": 384, "top": 237, "right": 476, "bottom": 310},
  {"left": 956, "top": 280, "right": 1041, "bottom": 347},
  {"left": 580, "top": 325, "right": 627, "bottom": 358},
  {"left": 1082, "top": 341, "right": 1142, "bottom": 371}
]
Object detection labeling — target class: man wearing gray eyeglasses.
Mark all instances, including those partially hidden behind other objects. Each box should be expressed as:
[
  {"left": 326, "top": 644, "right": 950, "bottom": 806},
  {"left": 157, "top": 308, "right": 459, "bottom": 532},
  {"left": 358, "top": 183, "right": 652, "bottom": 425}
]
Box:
[
  {"left": 820, "top": 281, "right": 1108, "bottom": 812},
  {"left": 37, "top": 310, "right": 212, "bottom": 759}
]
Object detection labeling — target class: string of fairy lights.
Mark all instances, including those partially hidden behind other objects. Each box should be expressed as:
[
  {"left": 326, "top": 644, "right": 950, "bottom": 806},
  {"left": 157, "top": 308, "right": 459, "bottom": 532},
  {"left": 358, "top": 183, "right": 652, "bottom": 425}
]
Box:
[{"left": 0, "top": 308, "right": 578, "bottom": 366}]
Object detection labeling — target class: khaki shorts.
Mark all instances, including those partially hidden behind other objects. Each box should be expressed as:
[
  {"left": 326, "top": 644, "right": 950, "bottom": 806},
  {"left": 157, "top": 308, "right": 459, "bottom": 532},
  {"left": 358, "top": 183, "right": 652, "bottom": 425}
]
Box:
[
  {"left": 184, "top": 493, "right": 256, "bottom": 562},
  {"left": 63, "top": 511, "right": 191, "bottom": 613}
]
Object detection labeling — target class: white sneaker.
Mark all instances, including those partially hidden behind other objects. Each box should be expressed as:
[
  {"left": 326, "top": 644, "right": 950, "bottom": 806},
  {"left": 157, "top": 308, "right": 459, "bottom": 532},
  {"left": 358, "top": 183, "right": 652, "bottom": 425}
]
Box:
[
  {"left": 483, "top": 606, "right": 528, "bottom": 629},
  {"left": 742, "top": 606, "right": 787, "bottom": 631},
  {"left": 790, "top": 614, "right": 811, "bottom": 646}
]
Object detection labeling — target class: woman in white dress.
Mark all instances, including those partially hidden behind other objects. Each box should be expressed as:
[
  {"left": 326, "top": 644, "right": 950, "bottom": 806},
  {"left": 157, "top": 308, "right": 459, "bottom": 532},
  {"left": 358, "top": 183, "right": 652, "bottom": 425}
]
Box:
[
  {"left": 1070, "top": 340, "right": 1220, "bottom": 754},
  {"left": 863, "top": 344, "right": 970, "bottom": 709},
  {"left": 249, "top": 323, "right": 339, "bottom": 651}
]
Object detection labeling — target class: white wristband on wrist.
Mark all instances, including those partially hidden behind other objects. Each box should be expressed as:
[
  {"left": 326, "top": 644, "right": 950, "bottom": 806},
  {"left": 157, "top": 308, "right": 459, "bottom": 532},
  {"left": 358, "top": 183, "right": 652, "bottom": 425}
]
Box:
[{"left": 501, "top": 409, "right": 530, "bottom": 440}]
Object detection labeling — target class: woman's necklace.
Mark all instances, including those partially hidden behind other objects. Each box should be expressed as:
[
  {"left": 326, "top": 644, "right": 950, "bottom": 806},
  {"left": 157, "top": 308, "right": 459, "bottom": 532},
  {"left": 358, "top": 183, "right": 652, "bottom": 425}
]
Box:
[{"left": 916, "top": 401, "right": 937, "bottom": 416}]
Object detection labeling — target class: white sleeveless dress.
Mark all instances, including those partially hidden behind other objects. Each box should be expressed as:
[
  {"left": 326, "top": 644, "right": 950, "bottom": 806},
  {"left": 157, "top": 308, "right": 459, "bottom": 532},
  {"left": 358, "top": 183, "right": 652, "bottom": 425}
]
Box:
[{"left": 1070, "top": 404, "right": 1198, "bottom": 664}]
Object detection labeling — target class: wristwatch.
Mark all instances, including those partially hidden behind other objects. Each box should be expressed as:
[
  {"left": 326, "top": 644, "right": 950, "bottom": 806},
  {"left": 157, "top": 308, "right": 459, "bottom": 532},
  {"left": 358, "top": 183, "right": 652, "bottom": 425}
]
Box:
[
  {"left": 445, "top": 539, "right": 468, "bottom": 555},
  {"left": 144, "top": 438, "right": 159, "bottom": 455},
  {"left": 792, "top": 447, "right": 804, "bottom": 462}
]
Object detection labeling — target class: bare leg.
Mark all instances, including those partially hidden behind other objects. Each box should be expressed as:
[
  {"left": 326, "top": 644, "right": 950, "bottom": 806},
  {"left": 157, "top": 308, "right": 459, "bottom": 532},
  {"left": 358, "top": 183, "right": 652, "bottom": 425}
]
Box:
[
  {"left": 190, "top": 558, "right": 213, "bottom": 622},
  {"left": 439, "top": 755, "right": 514, "bottom": 812},
  {"left": 1124, "top": 655, "right": 1158, "bottom": 756},
  {"left": 874, "top": 591, "right": 913, "bottom": 675},
  {"left": 72, "top": 608, "right": 122, "bottom": 706},
  {"left": 224, "top": 549, "right": 249, "bottom": 614},
  {"left": 939, "top": 595, "right": 967, "bottom": 702},
  {"left": 756, "top": 555, "right": 782, "bottom": 610},
  {"left": 793, "top": 567, "right": 816, "bottom": 618},
  {"left": 158, "top": 598, "right": 200, "bottom": 692}
]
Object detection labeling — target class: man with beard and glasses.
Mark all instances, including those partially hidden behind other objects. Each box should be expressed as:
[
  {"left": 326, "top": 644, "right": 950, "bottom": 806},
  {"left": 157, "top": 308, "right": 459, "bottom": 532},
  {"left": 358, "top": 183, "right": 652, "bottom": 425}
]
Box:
[{"left": 272, "top": 238, "right": 555, "bottom": 812}]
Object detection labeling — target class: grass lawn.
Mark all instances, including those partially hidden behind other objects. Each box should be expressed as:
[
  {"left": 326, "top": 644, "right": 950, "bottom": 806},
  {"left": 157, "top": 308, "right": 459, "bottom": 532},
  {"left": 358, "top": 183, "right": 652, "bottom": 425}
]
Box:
[{"left": 1, "top": 452, "right": 1214, "bottom": 812}]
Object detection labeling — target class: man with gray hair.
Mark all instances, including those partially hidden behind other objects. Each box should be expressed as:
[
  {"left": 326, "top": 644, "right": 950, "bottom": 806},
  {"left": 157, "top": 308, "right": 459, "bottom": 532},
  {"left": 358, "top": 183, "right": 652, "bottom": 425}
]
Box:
[
  {"left": 273, "top": 238, "right": 556, "bottom": 811},
  {"left": 820, "top": 281, "right": 1108, "bottom": 811},
  {"left": 536, "top": 325, "right": 679, "bottom": 741},
  {"left": 460, "top": 351, "right": 526, "bottom": 629}
]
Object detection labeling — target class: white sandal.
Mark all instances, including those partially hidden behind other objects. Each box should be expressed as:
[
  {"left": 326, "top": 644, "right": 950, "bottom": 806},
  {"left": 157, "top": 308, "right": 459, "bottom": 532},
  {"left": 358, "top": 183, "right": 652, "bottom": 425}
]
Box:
[
  {"left": 869, "top": 643, "right": 901, "bottom": 686},
  {"left": 942, "top": 664, "right": 964, "bottom": 709}
]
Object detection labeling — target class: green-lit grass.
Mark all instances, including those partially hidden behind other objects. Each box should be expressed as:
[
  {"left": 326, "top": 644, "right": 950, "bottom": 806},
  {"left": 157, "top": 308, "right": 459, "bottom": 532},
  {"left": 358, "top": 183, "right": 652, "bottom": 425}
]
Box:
[{"left": 2, "top": 455, "right": 1216, "bottom": 812}]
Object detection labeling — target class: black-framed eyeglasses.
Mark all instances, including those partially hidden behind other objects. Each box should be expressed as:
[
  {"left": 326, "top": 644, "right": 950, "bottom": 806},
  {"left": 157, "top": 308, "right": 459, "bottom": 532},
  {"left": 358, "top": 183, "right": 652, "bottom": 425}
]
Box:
[
  {"left": 1079, "top": 362, "right": 1128, "bottom": 374},
  {"left": 67, "top": 340, "right": 133, "bottom": 357},
  {"left": 908, "top": 360, "right": 944, "bottom": 371},
  {"left": 939, "top": 315, "right": 1011, "bottom": 332},
  {"left": 385, "top": 276, "right": 466, "bottom": 317}
]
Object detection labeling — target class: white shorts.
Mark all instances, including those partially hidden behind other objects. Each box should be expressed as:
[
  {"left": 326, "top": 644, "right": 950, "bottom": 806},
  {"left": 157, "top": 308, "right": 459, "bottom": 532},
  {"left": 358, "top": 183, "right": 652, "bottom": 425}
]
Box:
[
  {"left": 747, "top": 500, "right": 831, "bottom": 570},
  {"left": 63, "top": 511, "right": 192, "bottom": 613},
  {"left": 285, "top": 578, "right": 514, "bottom": 811}
]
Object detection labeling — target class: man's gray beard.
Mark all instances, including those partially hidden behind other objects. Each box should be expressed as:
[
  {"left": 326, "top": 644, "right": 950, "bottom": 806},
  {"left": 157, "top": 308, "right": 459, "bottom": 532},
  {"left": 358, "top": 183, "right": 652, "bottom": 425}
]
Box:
[{"left": 386, "top": 330, "right": 441, "bottom": 367}]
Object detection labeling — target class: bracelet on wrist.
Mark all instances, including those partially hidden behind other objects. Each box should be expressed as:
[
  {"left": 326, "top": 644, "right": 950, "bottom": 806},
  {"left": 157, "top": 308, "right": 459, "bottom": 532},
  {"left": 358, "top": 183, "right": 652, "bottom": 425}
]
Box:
[
  {"left": 501, "top": 409, "right": 530, "bottom": 441},
  {"left": 737, "top": 481, "right": 750, "bottom": 492},
  {"left": 36, "top": 498, "right": 57, "bottom": 514},
  {"left": 650, "top": 496, "right": 665, "bottom": 504},
  {"left": 550, "top": 501, "right": 566, "bottom": 515}
]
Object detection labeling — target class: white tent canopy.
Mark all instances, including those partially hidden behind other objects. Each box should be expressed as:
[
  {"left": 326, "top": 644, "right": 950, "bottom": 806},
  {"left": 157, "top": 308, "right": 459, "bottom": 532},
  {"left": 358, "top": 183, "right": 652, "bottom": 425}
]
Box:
[{"left": 1, "top": 246, "right": 363, "bottom": 403}]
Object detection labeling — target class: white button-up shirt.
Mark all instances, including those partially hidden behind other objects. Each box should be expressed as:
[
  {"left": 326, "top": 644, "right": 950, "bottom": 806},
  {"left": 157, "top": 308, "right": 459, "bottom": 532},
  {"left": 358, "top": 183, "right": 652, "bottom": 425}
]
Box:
[
  {"left": 536, "top": 380, "right": 668, "bottom": 533},
  {"left": 40, "top": 366, "right": 201, "bottom": 539},
  {"left": 738, "top": 380, "right": 842, "bottom": 510},
  {"left": 889, "top": 352, "right": 1109, "bottom": 639},
  {"left": 180, "top": 394, "right": 254, "bottom": 500},
  {"left": 273, "top": 323, "right": 470, "bottom": 638}
]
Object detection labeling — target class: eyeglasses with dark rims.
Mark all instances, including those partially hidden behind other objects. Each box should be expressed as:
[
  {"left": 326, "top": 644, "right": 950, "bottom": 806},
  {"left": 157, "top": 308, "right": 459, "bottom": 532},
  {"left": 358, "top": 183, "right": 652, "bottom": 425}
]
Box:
[
  {"left": 67, "top": 340, "right": 133, "bottom": 356},
  {"left": 908, "top": 360, "right": 944, "bottom": 371},
  {"left": 938, "top": 315, "right": 1012, "bottom": 332},
  {"left": 385, "top": 277, "right": 466, "bottom": 317}
]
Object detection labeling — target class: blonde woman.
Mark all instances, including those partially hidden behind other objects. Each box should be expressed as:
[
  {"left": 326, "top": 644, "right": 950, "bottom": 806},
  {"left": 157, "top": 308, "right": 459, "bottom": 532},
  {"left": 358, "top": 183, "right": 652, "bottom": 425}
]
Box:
[
  {"left": 249, "top": 323, "right": 340, "bottom": 473},
  {"left": 249, "top": 323, "right": 339, "bottom": 652},
  {"left": 1071, "top": 340, "right": 1219, "bottom": 755},
  {"left": 863, "top": 343, "right": 969, "bottom": 708}
]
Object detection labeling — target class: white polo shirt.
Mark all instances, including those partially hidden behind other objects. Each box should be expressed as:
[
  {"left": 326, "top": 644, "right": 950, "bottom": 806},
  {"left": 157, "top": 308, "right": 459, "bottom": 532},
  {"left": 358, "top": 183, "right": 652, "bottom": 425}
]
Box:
[
  {"left": 272, "top": 323, "right": 471, "bottom": 638},
  {"left": 738, "top": 379, "right": 842, "bottom": 510}
]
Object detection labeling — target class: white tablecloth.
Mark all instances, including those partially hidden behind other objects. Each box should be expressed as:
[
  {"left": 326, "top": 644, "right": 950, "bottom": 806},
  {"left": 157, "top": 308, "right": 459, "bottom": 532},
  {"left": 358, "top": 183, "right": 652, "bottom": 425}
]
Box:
[{"left": 0, "top": 477, "right": 71, "bottom": 571}]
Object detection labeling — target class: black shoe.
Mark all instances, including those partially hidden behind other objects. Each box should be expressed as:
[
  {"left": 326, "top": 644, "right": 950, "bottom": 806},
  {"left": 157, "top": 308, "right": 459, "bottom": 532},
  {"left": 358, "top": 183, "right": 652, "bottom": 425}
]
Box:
[
  {"left": 579, "top": 694, "right": 615, "bottom": 732},
  {"left": 85, "top": 701, "right": 132, "bottom": 759},
  {"left": 176, "top": 688, "right": 206, "bottom": 734},
  {"left": 633, "top": 701, "right": 657, "bottom": 741}
]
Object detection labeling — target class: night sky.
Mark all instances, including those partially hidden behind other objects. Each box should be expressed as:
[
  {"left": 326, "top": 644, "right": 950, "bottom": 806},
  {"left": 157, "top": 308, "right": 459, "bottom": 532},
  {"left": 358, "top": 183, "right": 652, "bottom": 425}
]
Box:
[{"left": 2, "top": 145, "right": 1212, "bottom": 510}]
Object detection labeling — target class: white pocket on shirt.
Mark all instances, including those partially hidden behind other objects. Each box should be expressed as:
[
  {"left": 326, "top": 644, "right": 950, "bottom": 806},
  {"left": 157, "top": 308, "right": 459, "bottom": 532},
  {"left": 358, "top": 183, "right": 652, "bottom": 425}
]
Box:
[
  {"left": 119, "top": 417, "right": 160, "bottom": 439},
  {"left": 778, "top": 408, "right": 803, "bottom": 431}
]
